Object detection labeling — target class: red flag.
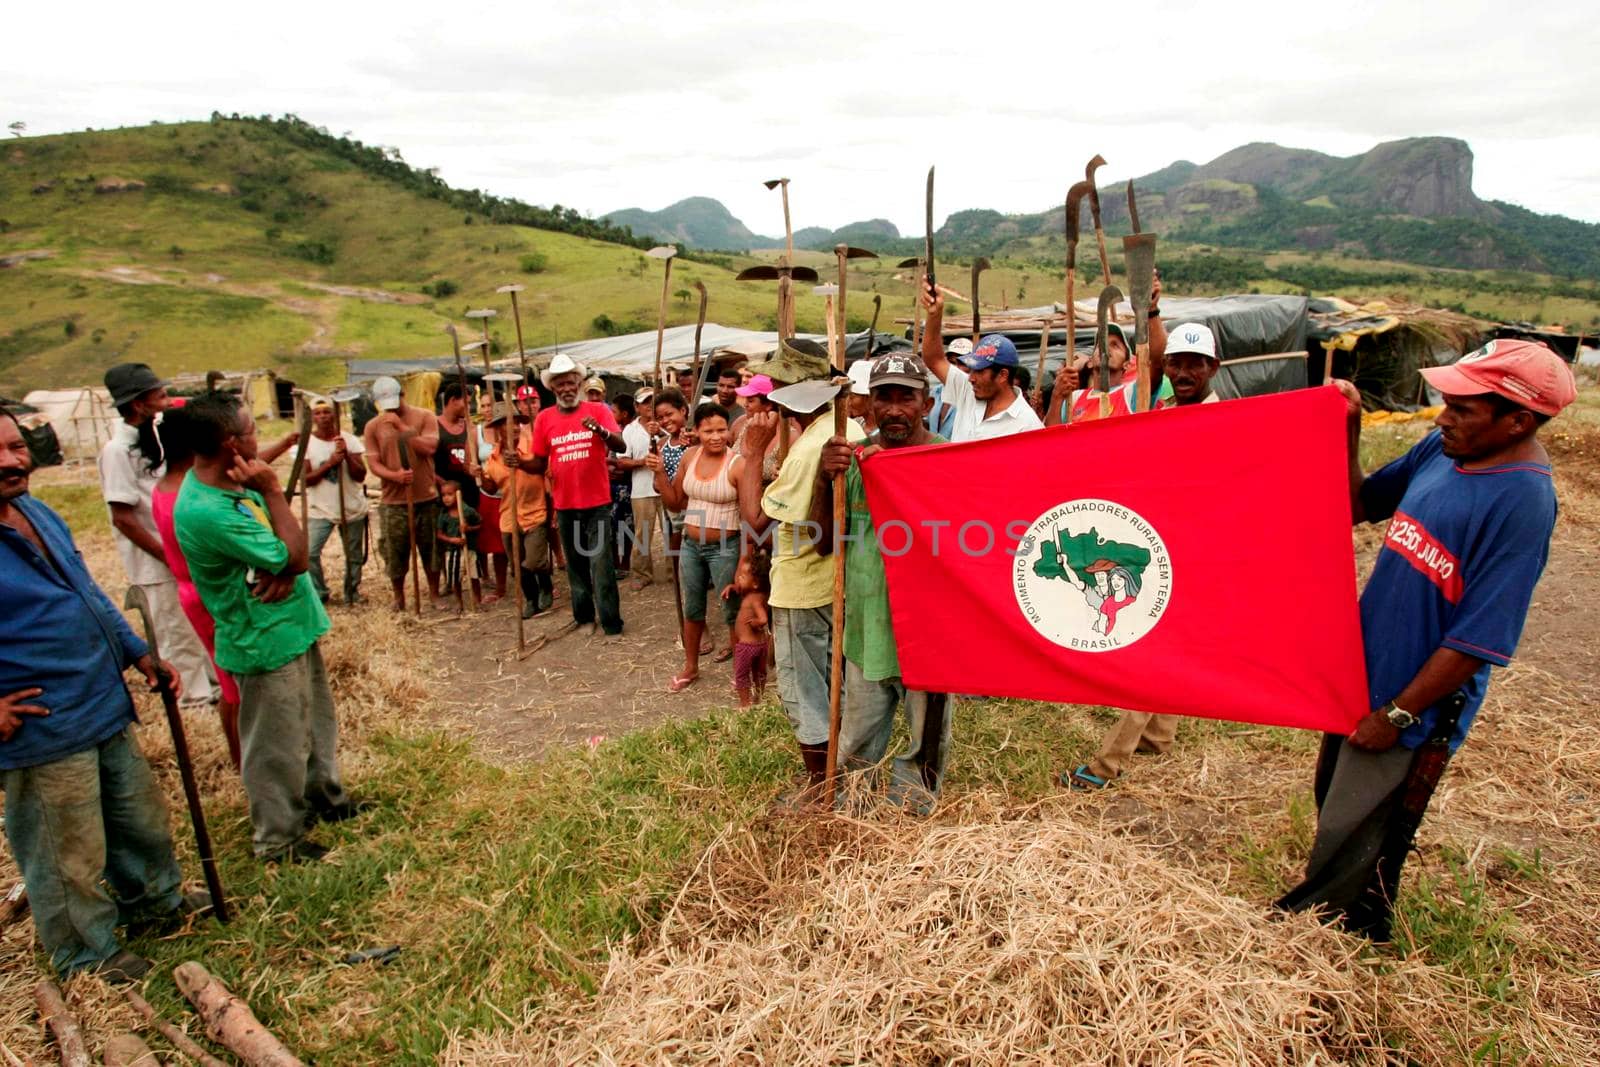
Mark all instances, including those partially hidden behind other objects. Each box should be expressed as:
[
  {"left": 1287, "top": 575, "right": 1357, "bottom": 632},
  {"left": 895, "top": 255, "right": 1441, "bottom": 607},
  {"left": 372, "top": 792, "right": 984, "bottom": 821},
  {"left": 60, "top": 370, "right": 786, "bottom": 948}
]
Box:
[{"left": 860, "top": 386, "right": 1368, "bottom": 734}]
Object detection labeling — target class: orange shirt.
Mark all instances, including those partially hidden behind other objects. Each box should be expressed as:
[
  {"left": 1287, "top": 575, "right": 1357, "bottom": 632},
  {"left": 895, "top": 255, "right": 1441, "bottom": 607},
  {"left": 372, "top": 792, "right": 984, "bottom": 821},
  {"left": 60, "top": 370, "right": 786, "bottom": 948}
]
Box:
[{"left": 483, "top": 428, "right": 547, "bottom": 533}]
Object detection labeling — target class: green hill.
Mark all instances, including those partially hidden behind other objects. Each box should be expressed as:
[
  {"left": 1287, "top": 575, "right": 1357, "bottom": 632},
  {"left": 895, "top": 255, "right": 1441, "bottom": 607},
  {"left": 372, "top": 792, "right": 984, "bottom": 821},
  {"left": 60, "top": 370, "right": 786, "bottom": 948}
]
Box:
[
  {"left": 0, "top": 117, "right": 790, "bottom": 396},
  {"left": 604, "top": 197, "right": 772, "bottom": 250}
]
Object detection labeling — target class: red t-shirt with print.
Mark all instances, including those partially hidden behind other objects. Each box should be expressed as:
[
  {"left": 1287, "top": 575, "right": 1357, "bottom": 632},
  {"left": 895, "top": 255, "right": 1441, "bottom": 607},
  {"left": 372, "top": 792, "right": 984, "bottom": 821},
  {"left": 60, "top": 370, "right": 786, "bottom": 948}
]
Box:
[{"left": 530, "top": 402, "right": 620, "bottom": 511}]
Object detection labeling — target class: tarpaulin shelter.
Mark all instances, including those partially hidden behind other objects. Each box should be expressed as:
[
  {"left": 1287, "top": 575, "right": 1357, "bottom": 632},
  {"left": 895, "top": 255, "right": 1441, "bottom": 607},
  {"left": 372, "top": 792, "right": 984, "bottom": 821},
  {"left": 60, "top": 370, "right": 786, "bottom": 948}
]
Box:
[
  {"left": 917, "top": 294, "right": 1312, "bottom": 400},
  {"left": 1308, "top": 298, "right": 1490, "bottom": 411},
  {"left": 0, "top": 395, "right": 64, "bottom": 467}
]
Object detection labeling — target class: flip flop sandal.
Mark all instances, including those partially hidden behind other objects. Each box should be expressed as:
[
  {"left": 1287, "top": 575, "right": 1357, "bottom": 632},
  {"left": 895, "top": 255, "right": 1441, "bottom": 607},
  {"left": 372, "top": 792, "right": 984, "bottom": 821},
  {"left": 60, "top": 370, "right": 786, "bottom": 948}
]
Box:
[
  {"left": 713, "top": 646, "right": 734, "bottom": 663},
  {"left": 1058, "top": 765, "right": 1111, "bottom": 791},
  {"left": 669, "top": 673, "right": 698, "bottom": 693}
]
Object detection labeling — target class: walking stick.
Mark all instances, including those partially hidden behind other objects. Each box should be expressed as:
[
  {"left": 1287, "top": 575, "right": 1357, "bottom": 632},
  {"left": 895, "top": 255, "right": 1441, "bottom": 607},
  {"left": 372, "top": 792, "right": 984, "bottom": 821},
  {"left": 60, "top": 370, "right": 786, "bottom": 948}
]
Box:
[
  {"left": 824, "top": 378, "right": 849, "bottom": 807},
  {"left": 445, "top": 324, "right": 477, "bottom": 613},
  {"left": 123, "top": 588, "right": 229, "bottom": 923},
  {"left": 495, "top": 283, "right": 530, "bottom": 376},
  {"left": 293, "top": 393, "right": 309, "bottom": 538},
  {"left": 647, "top": 246, "right": 679, "bottom": 391},
  {"left": 397, "top": 430, "right": 421, "bottom": 616},
  {"left": 485, "top": 371, "right": 528, "bottom": 652}
]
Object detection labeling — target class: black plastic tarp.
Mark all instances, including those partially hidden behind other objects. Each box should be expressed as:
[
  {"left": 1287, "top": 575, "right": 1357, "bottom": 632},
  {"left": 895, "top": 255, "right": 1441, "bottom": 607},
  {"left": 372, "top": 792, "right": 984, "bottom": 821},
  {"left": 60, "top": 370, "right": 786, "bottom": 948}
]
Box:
[{"left": 1, "top": 396, "right": 64, "bottom": 468}]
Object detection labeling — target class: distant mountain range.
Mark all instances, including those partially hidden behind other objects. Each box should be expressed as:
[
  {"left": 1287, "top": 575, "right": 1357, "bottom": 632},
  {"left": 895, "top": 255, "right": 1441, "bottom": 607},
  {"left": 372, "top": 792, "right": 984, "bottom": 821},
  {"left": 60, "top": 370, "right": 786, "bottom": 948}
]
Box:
[{"left": 606, "top": 138, "right": 1600, "bottom": 277}]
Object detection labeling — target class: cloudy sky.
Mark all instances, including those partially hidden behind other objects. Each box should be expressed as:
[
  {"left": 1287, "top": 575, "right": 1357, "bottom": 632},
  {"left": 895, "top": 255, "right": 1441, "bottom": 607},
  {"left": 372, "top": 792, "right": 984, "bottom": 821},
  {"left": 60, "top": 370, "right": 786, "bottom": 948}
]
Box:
[{"left": 11, "top": 0, "right": 1599, "bottom": 235}]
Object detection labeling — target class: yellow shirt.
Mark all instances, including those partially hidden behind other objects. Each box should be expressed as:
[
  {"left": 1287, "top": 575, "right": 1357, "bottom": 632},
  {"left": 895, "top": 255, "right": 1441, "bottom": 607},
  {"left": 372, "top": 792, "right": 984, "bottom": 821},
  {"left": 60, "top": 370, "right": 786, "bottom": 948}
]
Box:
[{"left": 762, "top": 409, "right": 865, "bottom": 610}]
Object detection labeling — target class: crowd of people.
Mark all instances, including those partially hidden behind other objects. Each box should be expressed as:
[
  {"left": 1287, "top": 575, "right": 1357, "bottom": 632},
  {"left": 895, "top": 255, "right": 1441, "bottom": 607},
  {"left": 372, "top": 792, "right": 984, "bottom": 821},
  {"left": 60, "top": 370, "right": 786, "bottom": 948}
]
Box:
[{"left": 0, "top": 268, "right": 1579, "bottom": 979}]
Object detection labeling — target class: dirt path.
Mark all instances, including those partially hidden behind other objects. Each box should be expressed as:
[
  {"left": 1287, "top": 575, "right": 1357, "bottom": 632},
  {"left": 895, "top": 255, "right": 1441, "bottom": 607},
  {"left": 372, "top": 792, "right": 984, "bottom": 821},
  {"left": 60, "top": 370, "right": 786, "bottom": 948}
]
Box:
[{"left": 419, "top": 567, "right": 749, "bottom": 759}]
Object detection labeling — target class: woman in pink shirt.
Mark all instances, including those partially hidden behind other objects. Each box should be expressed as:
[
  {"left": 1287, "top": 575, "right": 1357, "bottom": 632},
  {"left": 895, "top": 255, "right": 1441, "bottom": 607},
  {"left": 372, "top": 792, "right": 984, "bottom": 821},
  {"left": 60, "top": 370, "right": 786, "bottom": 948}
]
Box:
[{"left": 151, "top": 406, "right": 241, "bottom": 769}]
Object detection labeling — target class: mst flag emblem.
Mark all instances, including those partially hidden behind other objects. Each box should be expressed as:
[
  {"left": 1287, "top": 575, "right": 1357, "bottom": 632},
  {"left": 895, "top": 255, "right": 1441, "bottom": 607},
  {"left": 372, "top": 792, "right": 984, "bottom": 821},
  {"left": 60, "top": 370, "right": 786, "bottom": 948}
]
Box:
[{"left": 1015, "top": 500, "right": 1173, "bottom": 652}]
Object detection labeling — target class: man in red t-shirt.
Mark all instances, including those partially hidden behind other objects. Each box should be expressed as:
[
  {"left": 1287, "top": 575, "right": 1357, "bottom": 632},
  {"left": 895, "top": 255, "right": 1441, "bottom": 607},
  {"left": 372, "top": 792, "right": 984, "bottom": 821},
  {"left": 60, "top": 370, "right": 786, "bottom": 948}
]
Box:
[{"left": 528, "top": 353, "right": 626, "bottom": 636}]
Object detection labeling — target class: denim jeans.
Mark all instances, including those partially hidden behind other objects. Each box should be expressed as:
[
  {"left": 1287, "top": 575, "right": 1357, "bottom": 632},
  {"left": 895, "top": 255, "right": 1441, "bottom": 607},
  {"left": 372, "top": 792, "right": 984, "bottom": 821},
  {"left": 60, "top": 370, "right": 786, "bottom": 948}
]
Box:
[
  {"left": 307, "top": 516, "right": 369, "bottom": 602},
  {"left": 557, "top": 505, "right": 623, "bottom": 635},
  {"left": 2, "top": 726, "right": 182, "bottom": 975},
  {"left": 839, "top": 660, "right": 952, "bottom": 815},
  {"left": 679, "top": 534, "right": 741, "bottom": 625},
  {"left": 773, "top": 606, "right": 832, "bottom": 745}
]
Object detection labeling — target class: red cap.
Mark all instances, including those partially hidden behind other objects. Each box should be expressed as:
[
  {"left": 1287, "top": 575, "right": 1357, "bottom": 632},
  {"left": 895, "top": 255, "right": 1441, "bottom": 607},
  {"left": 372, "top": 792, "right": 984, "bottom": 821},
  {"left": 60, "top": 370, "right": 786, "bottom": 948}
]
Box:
[
  {"left": 515, "top": 385, "right": 538, "bottom": 400},
  {"left": 1419, "top": 339, "right": 1576, "bottom": 417}
]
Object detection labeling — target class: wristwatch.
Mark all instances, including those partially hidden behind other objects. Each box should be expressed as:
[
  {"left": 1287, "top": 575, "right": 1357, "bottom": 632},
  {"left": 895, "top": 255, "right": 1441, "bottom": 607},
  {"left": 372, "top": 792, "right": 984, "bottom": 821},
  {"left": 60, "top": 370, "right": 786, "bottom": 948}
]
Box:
[{"left": 1382, "top": 702, "right": 1417, "bottom": 729}]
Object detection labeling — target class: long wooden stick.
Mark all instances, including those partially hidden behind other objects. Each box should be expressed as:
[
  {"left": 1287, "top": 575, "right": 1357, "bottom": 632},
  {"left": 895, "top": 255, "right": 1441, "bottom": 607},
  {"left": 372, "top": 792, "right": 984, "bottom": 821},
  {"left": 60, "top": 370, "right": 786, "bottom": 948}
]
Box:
[
  {"left": 34, "top": 981, "right": 91, "bottom": 1067},
  {"left": 174, "top": 962, "right": 305, "bottom": 1067},
  {"left": 653, "top": 256, "right": 674, "bottom": 390},
  {"left": 126, "top": 990, "right": 229, "bottom": 1067},
  {"left": 824, "top": 380, "right": 849, "bottom": 807},
  {"left": 398, "top": 432, "right": 421, "bottom": 617}
]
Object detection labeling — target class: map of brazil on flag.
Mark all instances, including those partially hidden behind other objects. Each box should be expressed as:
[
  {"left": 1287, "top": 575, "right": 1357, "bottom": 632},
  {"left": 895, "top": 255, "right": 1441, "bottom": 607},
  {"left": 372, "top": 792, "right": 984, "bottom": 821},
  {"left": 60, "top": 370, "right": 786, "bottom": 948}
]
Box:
[{"left": 859, "top": 386, "right": 1369, "bottom": 734}]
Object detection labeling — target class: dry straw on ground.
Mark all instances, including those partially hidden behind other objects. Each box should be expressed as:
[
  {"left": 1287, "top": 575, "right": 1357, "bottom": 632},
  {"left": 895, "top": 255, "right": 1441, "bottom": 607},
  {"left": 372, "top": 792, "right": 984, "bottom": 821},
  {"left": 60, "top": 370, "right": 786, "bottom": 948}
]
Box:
[{"left": 445, "top": 801, "right": 1492, "bottom": 1066}]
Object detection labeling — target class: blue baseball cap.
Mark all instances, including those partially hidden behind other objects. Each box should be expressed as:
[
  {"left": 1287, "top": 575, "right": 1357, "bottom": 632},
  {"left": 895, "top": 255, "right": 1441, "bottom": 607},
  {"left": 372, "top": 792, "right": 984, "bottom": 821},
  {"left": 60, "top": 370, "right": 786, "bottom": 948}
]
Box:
[{"left": 958, "top": 334, "right": 1019, "bottom": 371}]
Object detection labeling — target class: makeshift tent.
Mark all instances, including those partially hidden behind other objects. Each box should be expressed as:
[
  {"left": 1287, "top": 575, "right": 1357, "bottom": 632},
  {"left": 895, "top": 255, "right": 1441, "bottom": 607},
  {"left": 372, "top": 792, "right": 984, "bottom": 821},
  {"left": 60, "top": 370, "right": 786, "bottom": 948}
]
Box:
[
  {"left": 1308, "top": 299, "right": 1489, "bottom": 411},
  {"left": 916, "top": 294, "right": 1311, "bottom": 400},
  {"left": 1, "top": 395, "right": 64, "bottom": 467},
  {"left": 20, "top": 386, "right": 117, "bottom": 461}
]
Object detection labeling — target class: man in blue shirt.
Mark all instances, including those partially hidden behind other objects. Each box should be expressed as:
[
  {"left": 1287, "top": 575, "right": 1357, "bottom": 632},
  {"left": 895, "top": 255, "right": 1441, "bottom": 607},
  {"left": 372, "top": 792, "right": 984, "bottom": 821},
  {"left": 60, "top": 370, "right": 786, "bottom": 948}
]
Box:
[
  {"left": 1278, "top": 340, "right": 1577, "bottom": 939},
  {"left": 0, "top": 408, "right": 197, "bottom": 982}
]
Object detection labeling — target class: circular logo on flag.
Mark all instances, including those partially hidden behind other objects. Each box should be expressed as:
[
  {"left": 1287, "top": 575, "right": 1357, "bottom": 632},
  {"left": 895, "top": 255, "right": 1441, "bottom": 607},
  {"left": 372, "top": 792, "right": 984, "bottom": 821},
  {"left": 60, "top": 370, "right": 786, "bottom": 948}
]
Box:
[{"left": 1012, "top": 498, "right": 1173, "bottom": 652}]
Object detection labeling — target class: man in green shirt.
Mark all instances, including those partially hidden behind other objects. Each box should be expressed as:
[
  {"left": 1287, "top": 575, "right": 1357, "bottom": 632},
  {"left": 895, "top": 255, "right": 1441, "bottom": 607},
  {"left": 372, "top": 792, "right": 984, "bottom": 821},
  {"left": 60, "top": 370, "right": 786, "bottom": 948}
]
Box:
[
  {"left": 174, "top": 393, "right": 357, "bottom": 864},
  {"left": 818, "top": 353, "right": 950, "bottom": 814}
]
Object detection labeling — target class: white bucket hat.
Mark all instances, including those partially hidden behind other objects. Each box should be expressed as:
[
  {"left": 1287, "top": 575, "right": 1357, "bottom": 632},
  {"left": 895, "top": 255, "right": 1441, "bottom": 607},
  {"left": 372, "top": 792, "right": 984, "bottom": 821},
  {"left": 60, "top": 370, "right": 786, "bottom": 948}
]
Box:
[{"left": 539, "top": 351, "right": 588, "bottom": 389}]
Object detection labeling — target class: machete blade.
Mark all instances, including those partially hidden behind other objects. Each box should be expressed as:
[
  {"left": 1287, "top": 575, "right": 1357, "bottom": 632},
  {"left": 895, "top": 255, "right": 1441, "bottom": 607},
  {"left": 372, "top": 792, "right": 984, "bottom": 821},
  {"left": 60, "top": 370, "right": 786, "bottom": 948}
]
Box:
[
  {"left": 1123, "top": 234, "right": 1157, "bottom": 346},
  {"left": 1094, "top": 283, "right": 1124, "bottom": 397},
  {"left": 1085, "top": 155, "right": 1107, "bottom": 225},
  {"left": 924, "top": 165, "right": 936, "bottom": 288},
  {"left": 1126, "top": 179, "right": 1142, "bottom": 234}
]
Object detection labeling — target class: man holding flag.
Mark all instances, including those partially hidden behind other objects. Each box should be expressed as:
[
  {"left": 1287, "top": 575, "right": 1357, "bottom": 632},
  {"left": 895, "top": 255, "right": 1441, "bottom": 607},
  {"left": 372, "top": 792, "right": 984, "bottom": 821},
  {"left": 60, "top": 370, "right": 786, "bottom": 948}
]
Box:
[
  {"left": 1060, "top": 322, "right": 1222, "bottom": 790},
  {"left": 1278, "top": 340, "right": 1575, "bottom": 940},
  {"left": 816, "top": 353, "right": 950, "bottom": 813}
]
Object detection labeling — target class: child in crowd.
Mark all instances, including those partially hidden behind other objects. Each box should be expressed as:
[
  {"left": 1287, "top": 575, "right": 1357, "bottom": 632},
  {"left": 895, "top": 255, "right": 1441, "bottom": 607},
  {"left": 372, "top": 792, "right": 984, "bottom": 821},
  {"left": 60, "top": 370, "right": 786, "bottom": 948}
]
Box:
[
  {"left": 725, "top": 549, "right": 771, "bottom": 707},
  {"left": 436, "top": 480, "right": 480, "bottom": 601}
]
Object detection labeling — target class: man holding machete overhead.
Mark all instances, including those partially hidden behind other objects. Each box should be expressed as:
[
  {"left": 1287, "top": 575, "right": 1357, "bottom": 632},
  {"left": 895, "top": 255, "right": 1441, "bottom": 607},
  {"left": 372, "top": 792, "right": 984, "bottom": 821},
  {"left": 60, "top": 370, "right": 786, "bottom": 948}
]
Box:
[
  {"left": 919, "top": 281, "right": 1042, "bottom": 442},
  {"left": 1, "top": 406, "right": 208, "bottom": 983}
]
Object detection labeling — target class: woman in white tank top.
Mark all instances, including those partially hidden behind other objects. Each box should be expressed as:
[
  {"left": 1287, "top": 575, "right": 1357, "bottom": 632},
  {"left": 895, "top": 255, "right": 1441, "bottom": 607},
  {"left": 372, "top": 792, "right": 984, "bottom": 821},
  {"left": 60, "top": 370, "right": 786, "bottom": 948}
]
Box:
[{"left": 648, "top": 402, "right": 751, "bottom": 692}]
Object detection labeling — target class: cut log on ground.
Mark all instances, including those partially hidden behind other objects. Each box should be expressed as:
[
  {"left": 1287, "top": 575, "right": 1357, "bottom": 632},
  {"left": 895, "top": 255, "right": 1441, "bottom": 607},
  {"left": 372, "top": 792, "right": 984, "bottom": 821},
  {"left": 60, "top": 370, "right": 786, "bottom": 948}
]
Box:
[
  {"left": 0, "top": 882, "right": 28, "bottom": 933},
  {"left": 101, "top": 1033, "right": 158, "bottom": 1066},
  {"left": 125, "top": 989, "right": 229, "bottom": 1067},
  {"left": 173, "top": 962, "right": 305, "bottom": 1067},
  {"left": 33, "top": 981, "right": 90, "bottom": 1067}
]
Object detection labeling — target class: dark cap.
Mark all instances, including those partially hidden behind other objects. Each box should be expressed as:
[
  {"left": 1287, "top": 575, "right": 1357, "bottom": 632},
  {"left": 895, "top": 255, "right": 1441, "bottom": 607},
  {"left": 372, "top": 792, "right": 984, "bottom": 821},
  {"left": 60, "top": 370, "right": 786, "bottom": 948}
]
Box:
[
  {"left": 869, "top": 352, "right": 931, "bottom": 391},
  {"left": 104, "top": 363, "right": 168, "bottom": 407}
]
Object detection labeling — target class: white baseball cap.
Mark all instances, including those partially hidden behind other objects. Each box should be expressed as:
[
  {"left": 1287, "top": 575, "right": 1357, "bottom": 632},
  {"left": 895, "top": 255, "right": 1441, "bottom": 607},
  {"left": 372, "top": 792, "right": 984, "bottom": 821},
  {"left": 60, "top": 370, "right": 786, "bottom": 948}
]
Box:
[
  {"left": 371, "top": 376, "right": 403, "bottom": 411},
  {"left": 1165, "top": 322, "right": 1218, "bottom": 361},
  {"left": 947, "top": 337, "right": 975, "bottom": 357},
  {"left": 846, "top": 359, "right": 872, "bottom": 396}
]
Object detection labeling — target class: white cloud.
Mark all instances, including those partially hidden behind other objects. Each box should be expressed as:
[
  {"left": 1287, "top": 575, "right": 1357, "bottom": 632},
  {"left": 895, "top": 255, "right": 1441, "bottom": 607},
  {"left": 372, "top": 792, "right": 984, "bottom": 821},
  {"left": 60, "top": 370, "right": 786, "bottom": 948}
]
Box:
[{"left": 8, "top": 0, "right": 1598, "bottom": 232}]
